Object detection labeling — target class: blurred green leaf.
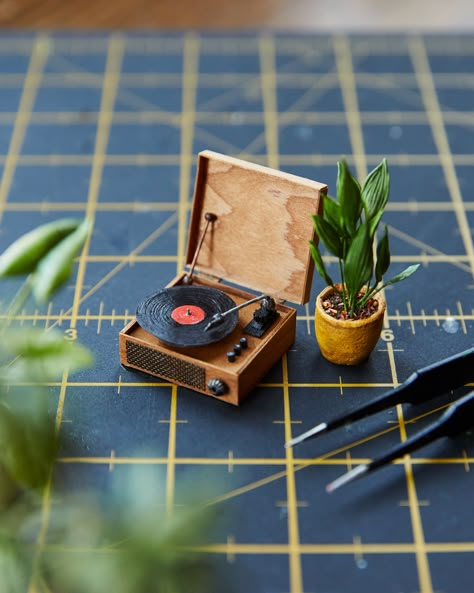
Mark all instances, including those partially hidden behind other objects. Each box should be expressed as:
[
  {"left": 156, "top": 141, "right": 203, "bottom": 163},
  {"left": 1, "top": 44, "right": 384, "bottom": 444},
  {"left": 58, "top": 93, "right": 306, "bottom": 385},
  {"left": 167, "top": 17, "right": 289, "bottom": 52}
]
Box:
[
  {"left": 3, "top": 328, "right": 93, "bottom": 382},
  {"left": 0, "top": 399, "right": 56, "bottom": 490},
  {"left": 0, "top": 536, "right": 30, "bottom": 593},
  {"left": 0, "top": 463, "right": 18, "bottom": 509},
  {"left": 42, "top": 468, "right": 220, "bottom": 593},
  {"left": 0, "top": 219, "right": 82, "bottom": 278},
  {"left": 32, "top": 219, "right": 91, "bottom": 303}
]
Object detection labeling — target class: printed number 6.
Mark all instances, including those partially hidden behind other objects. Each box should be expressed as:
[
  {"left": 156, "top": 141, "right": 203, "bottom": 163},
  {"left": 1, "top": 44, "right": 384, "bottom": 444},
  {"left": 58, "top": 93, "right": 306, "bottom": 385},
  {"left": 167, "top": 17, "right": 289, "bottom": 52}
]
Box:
[{"left": 381, "top": 329, "right": 394, "bottom": 342}]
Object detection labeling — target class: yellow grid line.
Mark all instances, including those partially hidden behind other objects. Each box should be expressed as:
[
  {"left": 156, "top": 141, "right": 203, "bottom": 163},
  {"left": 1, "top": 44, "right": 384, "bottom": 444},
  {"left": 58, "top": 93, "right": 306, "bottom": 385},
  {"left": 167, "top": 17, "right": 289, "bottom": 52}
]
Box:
[
  {"left": 198, "top": 540, "right": 474, "bottom": 555},
  {"left": 3, "top": 108, "right": 474, "bottom": 129},
  {"left": 37, "top": 540, "right": 474, "bottom": 556},
  {"left": 56, "top": 455, "right": 474, "bottom": 467},
  {"left": 177, "top": 32, "right": 199, "bottom": 272},
  {"left": 2, "top": 308, "right": 474, "bottom": 326},
  {"left": 335, "top": 33, "right": 434, "bottom": 593},
  {"left": 260, "top": 34, "right": 303, "bottom": 593},
  {"left": 28, "top": 367, "right": 69, "bottom": 593},
  {"left": 28, "top": 36, "right": 125, "bottom": 593},
  {"left": 410, "top": 36, "right": 474, "bottom": 280},
  {"left": 11, "top": 381, "right": 474, "bottom": 390},
  {"left": 4, "top": 202, "right": 474, "bottom": 214},
  {"left": 69, "top": 35, "right": 124, "bottom": 330},
  {"left": 3, "top": 70, "right": 474, "bottom": 88},
  {"left": 260, "top": 34, "right": 280, "bottom": 168},
  {"left": 0, "top": 35, "right": 49, "bottom": 223},
  {"left": 7, "top": 35, "right": 52, "bottom": 593},
  {"left": 4, "top": 153, "right": 474, "bottom": 166},
  {"left": 166, "top": 386, "right": 178, "bottom": 514},
  {"left": 165, "top": 32, "right": 200, "bottom": 517}
]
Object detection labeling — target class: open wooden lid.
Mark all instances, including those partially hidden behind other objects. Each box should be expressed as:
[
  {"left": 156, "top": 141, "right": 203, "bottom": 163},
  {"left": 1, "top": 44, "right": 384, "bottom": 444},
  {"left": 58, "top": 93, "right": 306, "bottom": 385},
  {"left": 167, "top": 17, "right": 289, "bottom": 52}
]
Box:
[{"left": 185, "top": 151, "right": 327, "bottom": 305}]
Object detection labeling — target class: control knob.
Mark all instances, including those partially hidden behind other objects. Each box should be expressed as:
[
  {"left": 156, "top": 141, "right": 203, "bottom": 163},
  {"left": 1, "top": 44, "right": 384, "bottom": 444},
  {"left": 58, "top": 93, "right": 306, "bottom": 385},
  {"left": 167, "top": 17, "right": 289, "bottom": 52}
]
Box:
[{"left": 207, "top": 378, "right": 228, "bottom": 396}]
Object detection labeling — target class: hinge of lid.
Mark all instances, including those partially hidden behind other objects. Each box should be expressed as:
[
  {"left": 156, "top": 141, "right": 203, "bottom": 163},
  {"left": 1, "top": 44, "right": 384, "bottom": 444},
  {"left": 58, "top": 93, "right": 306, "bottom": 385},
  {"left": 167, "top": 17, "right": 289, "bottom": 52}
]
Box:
[{"left": 184, "top": 268, "right": 222, "bottom": 284}]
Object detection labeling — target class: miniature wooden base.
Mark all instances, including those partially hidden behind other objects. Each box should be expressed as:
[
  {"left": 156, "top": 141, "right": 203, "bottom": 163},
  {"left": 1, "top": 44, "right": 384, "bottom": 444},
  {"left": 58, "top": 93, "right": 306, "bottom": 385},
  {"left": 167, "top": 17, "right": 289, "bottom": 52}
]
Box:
[{"left": 119, "top": 274, "right": 296, "bottom": 405}]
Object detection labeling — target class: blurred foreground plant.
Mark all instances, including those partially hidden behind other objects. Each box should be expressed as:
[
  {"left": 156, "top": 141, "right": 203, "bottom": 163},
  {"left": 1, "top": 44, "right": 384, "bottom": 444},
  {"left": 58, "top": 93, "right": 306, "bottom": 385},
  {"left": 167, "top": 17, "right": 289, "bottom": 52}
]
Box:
[
  {"left": 42, "top": 469, "right": 217, "bottom": 593},
  {"left": 0, "top": 219, "right": 218, "bottom": 593},
  {"left": 0, "top": 218, "right": 93, "bottom": 502}
]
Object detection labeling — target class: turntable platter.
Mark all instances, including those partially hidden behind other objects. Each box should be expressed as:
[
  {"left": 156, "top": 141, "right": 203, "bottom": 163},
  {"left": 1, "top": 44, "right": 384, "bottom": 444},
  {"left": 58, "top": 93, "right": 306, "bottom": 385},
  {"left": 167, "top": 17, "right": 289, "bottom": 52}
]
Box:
[{"left": 136, "top": 286, "right": 239, "bottom": 347}]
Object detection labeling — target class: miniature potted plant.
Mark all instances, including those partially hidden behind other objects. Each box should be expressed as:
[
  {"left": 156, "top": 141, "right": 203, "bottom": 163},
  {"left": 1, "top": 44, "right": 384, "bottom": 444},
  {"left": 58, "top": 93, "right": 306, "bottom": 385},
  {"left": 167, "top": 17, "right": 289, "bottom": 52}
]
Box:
[{"left": 310, "top": 158, "right": 419, "bottom": 365}]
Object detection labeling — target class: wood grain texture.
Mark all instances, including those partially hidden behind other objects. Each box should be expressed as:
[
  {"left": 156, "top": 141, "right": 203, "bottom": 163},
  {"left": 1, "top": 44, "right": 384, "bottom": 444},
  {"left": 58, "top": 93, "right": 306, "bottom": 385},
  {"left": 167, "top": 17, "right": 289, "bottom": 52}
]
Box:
[
  {"left": 0, "top": 0, "right": 470, "bottom": 29},
  {"left": 0, "top": 0, "right": 286, "bottom": 27},
  {"left": 187, "top": 151, "right": 326, "bottom": 305}
]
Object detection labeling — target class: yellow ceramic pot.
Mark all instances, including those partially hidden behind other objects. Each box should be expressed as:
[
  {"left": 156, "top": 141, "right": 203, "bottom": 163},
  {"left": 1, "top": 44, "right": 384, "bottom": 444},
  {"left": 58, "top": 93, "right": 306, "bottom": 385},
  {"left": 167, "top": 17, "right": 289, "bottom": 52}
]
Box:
[{"left": 314, "top": 285, "right": 386, "bottom": 365}]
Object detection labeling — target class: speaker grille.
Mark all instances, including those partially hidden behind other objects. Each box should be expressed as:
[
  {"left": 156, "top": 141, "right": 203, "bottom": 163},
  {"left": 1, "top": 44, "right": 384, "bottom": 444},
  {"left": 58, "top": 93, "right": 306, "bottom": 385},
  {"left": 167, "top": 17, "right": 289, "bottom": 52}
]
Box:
[{"left": 125, "top": 340, "right": 206, "bottom": 390}]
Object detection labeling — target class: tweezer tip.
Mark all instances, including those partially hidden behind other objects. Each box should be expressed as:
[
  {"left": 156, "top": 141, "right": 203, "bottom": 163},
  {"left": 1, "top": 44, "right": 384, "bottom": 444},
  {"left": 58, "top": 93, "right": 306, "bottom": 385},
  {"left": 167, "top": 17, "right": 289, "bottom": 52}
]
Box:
[
  {"left": 284, "top": 422, "right": 328, "bottom": 448},
  {"left": 326, "top": 464, "right": 368, "bottom": 493}
]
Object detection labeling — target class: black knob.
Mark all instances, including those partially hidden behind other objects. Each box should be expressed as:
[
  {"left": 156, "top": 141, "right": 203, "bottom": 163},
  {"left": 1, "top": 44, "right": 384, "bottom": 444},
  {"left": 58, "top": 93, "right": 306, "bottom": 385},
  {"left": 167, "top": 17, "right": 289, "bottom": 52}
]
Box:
[
  {"left": 207, "top": 378, "right": 228, "bottom": 396},
  {"left": 240, "top": 337, "right": 248, "bottom": 349},
  {"left": 227, "top": 351, "right": 236, "bottom": 363},
  {"left": 233, "top": 344, "right": 242, "bottom": 355}
]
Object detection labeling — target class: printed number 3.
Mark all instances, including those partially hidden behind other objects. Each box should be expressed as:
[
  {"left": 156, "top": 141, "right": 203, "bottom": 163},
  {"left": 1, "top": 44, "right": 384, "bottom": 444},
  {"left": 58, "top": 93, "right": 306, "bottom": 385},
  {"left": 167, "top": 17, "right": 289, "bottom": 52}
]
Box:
[{"left": 64, "top": 328, "right": 78, "bottom": 341}]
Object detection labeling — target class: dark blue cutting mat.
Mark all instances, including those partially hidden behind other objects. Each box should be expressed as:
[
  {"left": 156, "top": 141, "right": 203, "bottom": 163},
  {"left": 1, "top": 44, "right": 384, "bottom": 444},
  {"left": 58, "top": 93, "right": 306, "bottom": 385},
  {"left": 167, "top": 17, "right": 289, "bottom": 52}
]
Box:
[{"left": 0, "top": 31, "right": 473, "bottom": 593}]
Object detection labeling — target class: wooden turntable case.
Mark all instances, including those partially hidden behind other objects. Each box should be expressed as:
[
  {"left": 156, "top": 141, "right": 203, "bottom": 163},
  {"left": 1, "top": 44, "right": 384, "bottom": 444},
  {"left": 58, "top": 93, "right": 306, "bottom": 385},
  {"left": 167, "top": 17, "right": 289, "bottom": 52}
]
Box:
[{"left": 119, "top": 151, "right": 327, "bottom": 405}]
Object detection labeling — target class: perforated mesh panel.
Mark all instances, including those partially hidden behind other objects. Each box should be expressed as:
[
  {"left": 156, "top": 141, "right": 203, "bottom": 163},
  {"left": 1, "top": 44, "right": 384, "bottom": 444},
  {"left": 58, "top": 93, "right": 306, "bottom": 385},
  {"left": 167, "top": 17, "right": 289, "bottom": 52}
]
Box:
[{"left": 125, "top": 341, "right": 206, "bottom": 390}]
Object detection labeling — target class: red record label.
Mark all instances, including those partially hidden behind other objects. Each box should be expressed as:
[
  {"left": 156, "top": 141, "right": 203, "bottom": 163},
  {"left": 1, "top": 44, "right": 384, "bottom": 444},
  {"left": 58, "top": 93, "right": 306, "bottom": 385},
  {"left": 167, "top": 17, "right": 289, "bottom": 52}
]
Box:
[{"left": 171, "top": 304, "right": 206, "bottom": 325}]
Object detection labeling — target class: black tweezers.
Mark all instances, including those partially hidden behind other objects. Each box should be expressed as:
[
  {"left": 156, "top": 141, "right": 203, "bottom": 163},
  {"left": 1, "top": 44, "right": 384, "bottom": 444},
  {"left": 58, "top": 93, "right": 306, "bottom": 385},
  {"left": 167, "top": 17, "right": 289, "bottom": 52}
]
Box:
[{"left": 285, "top": 347, "right": 474, "bottom": 492}]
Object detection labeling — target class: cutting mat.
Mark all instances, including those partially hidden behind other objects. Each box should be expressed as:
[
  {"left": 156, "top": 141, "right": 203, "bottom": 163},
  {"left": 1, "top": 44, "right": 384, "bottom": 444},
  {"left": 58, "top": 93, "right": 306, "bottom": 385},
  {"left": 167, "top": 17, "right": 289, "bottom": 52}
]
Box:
[{"left": 0, "top": 31, "right": 473, "bottom": 593}]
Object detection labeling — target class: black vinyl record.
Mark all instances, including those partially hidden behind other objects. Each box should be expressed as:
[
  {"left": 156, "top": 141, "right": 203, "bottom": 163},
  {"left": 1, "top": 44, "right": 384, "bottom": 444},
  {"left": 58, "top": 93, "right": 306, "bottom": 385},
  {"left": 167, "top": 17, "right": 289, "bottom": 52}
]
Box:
[{"left": 136, "top": 286, "right": 238, "bottom": 347}]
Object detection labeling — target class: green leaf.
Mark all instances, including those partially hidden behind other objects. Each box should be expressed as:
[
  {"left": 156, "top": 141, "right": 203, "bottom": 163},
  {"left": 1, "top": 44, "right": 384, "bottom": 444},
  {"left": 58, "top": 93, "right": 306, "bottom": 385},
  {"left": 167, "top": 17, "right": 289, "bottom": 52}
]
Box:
[
  {"left": 368, "top": 209, "right": 385, "bottom": 238},
  {"left": 343, "top": 222, "right": 373, "bottom": 301},
  {"left": 0, "top": 218, "right": 82, "bottom": 277},
  {"left": 362, "top": 159, "right": 390, "bottom": 225},
  {"left": 309, "top": 240, "right": 334, "bottom": 286},
  {"left": 312, "top": 215, "right": 343, "bottom": 259},
  {"left": 322, "top": 194, "right": 343, "bottom": 235},
  {"left": 337, "top": 160, "right": 362, "bottom": 237},
  {"left": 3, "top": 328, "right": 93, "bottom": 382},
  {"left": 32, "top": 219, "right": 91, "bottom": 303},
  {"left": 382, "top": 264, "right": 420, "bottom": 288},
  {"left": 375, "top": 225, "right": 391, "bottom": 284}
]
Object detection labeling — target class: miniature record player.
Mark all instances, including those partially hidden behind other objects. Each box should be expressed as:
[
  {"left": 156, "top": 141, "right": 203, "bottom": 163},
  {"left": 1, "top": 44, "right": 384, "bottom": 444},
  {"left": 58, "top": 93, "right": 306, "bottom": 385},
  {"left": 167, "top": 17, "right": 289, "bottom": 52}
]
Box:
[{"left": 119, "top": 151, "right": 327, "bottom": 405}]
